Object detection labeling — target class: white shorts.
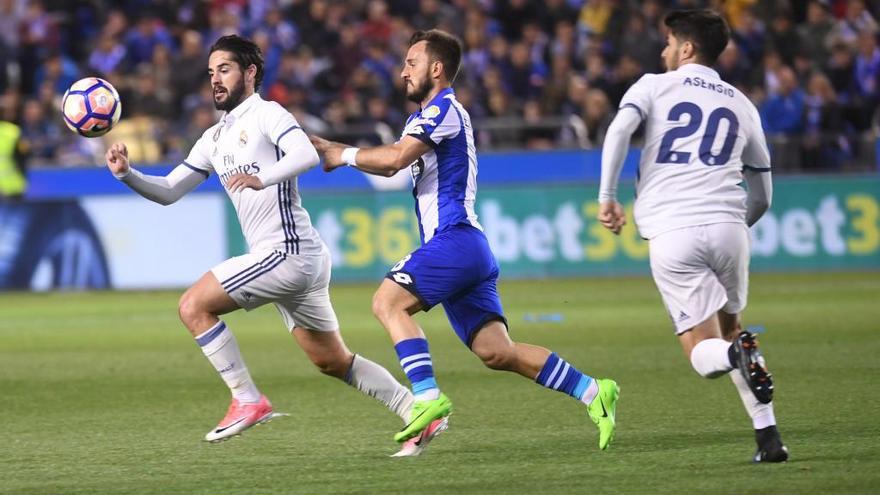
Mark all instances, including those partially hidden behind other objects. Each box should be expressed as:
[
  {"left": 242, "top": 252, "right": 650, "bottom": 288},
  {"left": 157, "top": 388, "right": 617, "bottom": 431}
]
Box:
[
  {"left": 648, "top": 223, "right": 750, "bottom": 334},
  {"left": 211, "top": 249, "right": 339, "bottom": 332}
]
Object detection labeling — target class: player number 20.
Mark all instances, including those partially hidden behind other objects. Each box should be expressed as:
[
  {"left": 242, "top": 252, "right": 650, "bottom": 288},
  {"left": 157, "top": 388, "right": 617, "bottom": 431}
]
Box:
[{"left": 656, "top": 102, "right": 739, "bottom": 166}]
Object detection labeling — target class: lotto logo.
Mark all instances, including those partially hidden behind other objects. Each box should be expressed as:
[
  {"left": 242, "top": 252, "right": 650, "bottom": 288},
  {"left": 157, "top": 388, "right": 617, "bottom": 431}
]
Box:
[
  {"left": 391, "top": 254, "right": 412, "bottom": 272},
  {"left": 392, "top": 272, "right": 413, "bottom": 285}
]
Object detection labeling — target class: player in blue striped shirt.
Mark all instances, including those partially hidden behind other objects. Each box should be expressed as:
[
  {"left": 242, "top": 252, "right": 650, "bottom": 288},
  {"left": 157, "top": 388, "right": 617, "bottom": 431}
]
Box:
[{"left": 312, "top": 29, "right": 619, "bottom": 453}]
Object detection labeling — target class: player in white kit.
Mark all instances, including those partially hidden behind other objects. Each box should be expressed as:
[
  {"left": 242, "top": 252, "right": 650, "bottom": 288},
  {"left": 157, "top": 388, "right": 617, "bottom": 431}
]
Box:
[
  {"left": 597, "top": 10, "right": 788, "bottom": 462},
  {"left": 104, "top": 35, "right": 419, "bottom": 451}
]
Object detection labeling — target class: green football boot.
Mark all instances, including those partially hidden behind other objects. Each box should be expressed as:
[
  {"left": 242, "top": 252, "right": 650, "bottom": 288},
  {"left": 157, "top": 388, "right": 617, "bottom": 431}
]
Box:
[
  {"left": 587, "top": 379, "right": 619, "bottom": 450},
  {"left": 394, "top": 393, "right": 453, "bottom": 443}
]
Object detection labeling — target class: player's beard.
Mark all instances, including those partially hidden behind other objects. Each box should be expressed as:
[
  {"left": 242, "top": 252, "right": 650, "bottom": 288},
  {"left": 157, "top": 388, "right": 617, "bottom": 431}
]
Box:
[
  {"left": 214, "top": 79, "right": 246, "bottom": 111},
  {"left": 406, "top": 71, "right": 434, "bottom": 104},
  {"left": 663, "top": 47, "right": 681, "bottom": 71}
]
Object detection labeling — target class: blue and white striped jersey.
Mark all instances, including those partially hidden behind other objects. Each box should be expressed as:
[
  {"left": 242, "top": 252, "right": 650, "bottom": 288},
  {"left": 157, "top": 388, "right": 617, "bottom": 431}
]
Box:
[{"left": 402, "top": 88, "right": 482, "bottom": 243}]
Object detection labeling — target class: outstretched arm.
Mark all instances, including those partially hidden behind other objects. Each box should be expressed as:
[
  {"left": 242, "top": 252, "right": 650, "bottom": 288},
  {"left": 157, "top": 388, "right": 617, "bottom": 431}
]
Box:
[
  {"left": 106, "top": 142, "right": 206, "bottom": 205},
  {"left": 597, "top": 107, "right": 642, "bottom": 234},
  {"left": 310, "top": 135, "right": 431, "bottom": 177}
]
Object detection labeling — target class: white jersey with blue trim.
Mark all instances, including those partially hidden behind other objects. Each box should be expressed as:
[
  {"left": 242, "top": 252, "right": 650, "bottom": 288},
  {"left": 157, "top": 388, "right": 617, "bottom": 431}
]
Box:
[
  {"left": 184, "top": 93, "right": 323, "bottom": 255},
  {"left": 402, "top": 87, "right": 482, "bottom": 243},
  {"left": 619, "top": 63, "right": 771, "bottom": 239}
]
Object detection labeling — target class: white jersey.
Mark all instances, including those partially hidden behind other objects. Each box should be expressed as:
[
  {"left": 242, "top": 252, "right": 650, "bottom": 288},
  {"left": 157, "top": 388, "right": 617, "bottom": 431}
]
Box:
[
  {"left": 619, "top": 64, "right": 771, "bottom": 239},
  {"left": 184, "top": 94, "right": 323, "bottom": 255}
]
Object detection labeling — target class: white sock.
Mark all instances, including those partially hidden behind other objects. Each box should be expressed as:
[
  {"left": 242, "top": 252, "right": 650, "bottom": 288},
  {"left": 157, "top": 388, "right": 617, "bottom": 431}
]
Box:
[
  {"left": 195, "top": 321, "right": 261, "bottom": 404},
  {"left": 690, "top": 338, "right": 735, "bottom": 378},
  {"left": 730, "top": 370, "right": 777, "bottom": 429},
  {"left": 347, "top": 354, "right": 415, "bottom": 422}
]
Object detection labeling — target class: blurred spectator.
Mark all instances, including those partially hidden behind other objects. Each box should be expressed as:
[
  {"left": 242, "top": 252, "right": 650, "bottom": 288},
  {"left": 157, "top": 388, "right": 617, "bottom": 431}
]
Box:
[
  {"left": 295, "top": 0, "right": 339, "bottom": 58},
  {"left": 731, "top": 8, "right": 766, "bottom": 65},
  {"left": 286, "top": 85, "right": 329, "bottom": 134},
  {"left": 18, "top": 0, "right": 60, "bottom": 94},
  {"left": 767, "top": 11, "right": 800, "bottom": 66},
  {"left": 505, "top": 40, "right": 546, "bottom": 101},
  {"left": 827, "top": 41, "right": 858, "bottom": 99},
  {"left": 252, "top": 30, "right": 282, "bottom": 90},
  {"left": 18, "top": 98, "right": 62, "bottom": 166},
  {"left": 521, "top": 99, "right": 556, "bottom": 150},
  {"left": 169, "top": 30, "right": 206, "bottom": 109},
  {"left": 762, "top": 50, "right": 785, "bottom": 96},
  {"left": 761, "top": 66, "right": 806, "bottom": 135},
  {"left": 88, "top": 34, "right": 127, "bottom": 76},
  {"left": 0, "top": 39, "right": 11, "bottom": 95},
  {"left": 832, "top": 0, "right": 878, "bottom": 47},
  {"left": 619, "top": 13, "right": 663, "bottom": 74},
  {"left": 538, "top": 0, "right": 578, "bottom": 35},
  {"left": 852, "top": 30, "right": 880, "bottom": 129},
  {"left": 496, "top": 0, "right": 539, "bottom": 41},
  {"left": 606, "top": 54, "right": 643, "bottom": 107},
  {"left": 579, "top": 0, "right": 614, "bottom": 38},
  {"left": 717, "top": 42, "right": 754, "bottom": 90},
  {"left": 262, "top": 7, "right": 298, "bottom": 52},
  {"left": 124, "top": 15, "right": 174, "bottom": 68},
  {"left": 361, "top": 42, "right": 398, "bottom": 96},
  {"left": 802, "top": 71, "right": 851, "bottom": 169},
  {"left": 0, "top": 117, "right": 26, "bottom": 200},
  {"left": 412, "top": 0, "right": 457, "bottom": 33},
  {"left": 582, "top": 88, "right": 613, "bottom": 148},
  {"left": 126, "top": 66, "right": 173, "bottom": 121},
  {"left": 330, "top": 23, "right": 364, "bottom": 84},
  {"left": 0, "top": 0, "right": 24, "bottom": 54},
  {"left": 362, "top": 0, "right": 393, "bottom": 45},
  {"left": 798, "top": 1, "right": 835, "bottom": 68},
  {"left": 542, "top": 51, "right": 575, "bottom": 113},
  {"left": 34, "top": 52, "right": 79, "bottom": 97}
]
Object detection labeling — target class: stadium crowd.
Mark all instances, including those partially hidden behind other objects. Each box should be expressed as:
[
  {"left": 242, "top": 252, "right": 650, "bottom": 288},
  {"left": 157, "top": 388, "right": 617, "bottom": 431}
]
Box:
[{"left": 1, "top": 0, "right": 879, "bottom": 172}]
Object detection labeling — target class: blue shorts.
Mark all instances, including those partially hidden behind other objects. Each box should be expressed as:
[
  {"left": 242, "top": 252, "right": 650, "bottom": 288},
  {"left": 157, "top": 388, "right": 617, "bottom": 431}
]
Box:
[{"left": 385, "top": 224, "right": 506, "bottom": 346}]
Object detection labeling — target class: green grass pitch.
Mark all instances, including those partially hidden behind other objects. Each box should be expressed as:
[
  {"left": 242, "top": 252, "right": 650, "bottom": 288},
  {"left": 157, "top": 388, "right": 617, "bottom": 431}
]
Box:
[{"left": 2, "top": 272, "right": 879, "bottom": 494}]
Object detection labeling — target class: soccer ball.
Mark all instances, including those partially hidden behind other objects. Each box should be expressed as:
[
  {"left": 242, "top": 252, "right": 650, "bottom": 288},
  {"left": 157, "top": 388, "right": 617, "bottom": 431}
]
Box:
[{"left": 61, "top": 77, "right": 121, "bottom": 137}]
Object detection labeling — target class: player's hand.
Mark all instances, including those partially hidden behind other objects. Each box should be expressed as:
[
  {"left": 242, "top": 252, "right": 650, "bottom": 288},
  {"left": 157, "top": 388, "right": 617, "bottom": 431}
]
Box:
[
  {"left": 598, "top": 200, "right": 626, "bottom": 235},
  {"left": 309, "top": 135, "right": 347, "bottom": 172},
  {"left": 226, "top": 173, "right": 264, "bottom": 193},
  {"left": 105, "top": 142, "right": 130, "bottom": 176}
]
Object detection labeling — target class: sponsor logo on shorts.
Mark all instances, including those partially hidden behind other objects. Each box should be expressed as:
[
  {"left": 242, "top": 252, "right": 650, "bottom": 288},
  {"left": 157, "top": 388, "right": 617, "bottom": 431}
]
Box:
[
  {"left": 392, "top": 272, "right": 413, "bottom": 285},
  {"left": 676, "top": 311, "right": 690, "bottom": 322}
]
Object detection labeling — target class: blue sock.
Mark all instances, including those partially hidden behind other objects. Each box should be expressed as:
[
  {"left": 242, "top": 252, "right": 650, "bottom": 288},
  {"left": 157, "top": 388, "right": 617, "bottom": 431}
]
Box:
[
  {"left": 394, "top": 338, "right": 439, "bottom": 401},
  {"left": 536, "top": 353, "right": 596, "bottom": 404}
]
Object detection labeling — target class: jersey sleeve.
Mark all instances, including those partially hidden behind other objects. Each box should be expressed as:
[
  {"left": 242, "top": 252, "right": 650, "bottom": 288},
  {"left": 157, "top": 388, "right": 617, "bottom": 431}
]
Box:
[
  {"left": 403, "top": 97, "right": 461, "bottom": 147},
  {"left": 742, "top": 104, "right": 772, "bottom": 171},
  {"left": 258, "top": 100, "right": 304, "bottom": 150},
  {"left": 618, "top": 74, "right": 655, "bottom": 120},
  {"left": 182, "top": 130, "right": 214, "bottom": 177}
]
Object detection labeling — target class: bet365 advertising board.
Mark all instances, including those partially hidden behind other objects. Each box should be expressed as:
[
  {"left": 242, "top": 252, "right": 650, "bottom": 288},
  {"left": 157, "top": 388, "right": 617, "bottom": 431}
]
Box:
[
  {"left": 225, "top": 176, "right": 880, "bottom": 281},
  {"left": 3, "top": 171, "right": 877, "bottom": 290}
]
